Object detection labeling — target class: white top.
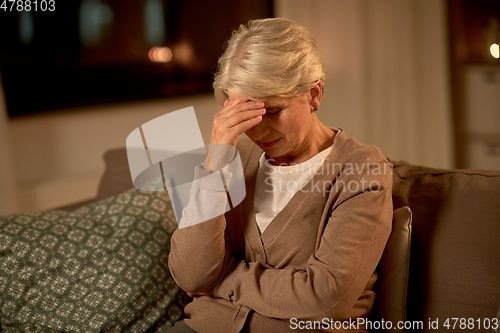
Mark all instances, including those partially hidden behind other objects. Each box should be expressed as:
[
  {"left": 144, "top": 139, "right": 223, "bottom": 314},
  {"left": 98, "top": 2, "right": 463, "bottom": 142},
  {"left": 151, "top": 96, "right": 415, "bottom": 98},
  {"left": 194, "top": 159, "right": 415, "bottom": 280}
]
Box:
[{"left": 254, "top": 144, "right": 334, "bottom": 233}]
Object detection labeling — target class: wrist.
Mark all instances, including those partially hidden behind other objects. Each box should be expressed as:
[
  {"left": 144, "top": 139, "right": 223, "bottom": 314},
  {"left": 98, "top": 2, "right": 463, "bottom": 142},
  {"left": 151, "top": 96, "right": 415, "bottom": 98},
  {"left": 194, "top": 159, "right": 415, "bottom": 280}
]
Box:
[{"left": 206, "top": 144, "right": 236, "bottom": 172}]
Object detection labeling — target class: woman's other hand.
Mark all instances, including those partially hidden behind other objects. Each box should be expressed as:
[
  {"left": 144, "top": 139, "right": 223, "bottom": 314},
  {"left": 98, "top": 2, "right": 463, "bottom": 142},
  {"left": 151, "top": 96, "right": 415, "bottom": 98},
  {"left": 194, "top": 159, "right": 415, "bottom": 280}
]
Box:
[{"left": 187, "top": 290, "right": 213, "bottom": 298}]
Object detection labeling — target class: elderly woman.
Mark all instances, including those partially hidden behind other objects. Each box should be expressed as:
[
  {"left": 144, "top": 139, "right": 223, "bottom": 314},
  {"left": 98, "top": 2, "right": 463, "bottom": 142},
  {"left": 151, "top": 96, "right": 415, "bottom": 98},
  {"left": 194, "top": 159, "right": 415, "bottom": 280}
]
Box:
[{"left": 167, "top": 18, "right": 393, "bottom": 332}]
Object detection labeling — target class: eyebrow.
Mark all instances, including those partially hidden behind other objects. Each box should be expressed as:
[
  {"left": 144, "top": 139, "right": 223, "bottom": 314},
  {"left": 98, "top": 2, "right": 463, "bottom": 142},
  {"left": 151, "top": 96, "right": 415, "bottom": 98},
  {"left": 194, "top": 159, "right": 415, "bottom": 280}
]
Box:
[{"left": 263, "top": 101, "right": 286, "bottom": 109}]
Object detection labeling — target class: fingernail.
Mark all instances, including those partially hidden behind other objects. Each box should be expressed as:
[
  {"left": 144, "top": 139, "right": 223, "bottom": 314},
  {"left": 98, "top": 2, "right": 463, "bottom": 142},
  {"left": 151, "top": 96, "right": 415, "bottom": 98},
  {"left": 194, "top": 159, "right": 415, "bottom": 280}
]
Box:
[{"left": 256, "top": 101, "right": 264, "bottom": 107}]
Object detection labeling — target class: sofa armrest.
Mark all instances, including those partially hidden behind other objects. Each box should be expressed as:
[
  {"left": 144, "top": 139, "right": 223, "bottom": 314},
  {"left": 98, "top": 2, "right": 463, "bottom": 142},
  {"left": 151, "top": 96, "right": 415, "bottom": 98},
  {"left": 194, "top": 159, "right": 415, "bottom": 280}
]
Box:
[
  {"left": 96, "top": 148, "right": 134, "bottom": 201},
  {"left": 55, "top": 198, "right": 96, "bottom": 212}
]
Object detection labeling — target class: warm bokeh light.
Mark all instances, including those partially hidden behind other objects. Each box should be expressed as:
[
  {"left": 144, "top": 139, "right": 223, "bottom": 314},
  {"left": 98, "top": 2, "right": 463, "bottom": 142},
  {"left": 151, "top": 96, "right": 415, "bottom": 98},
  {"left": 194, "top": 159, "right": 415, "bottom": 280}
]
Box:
[
  {"left": 490, "top": 43, "right": 500, "bottom": 59},
  {"left": 148, "top": 46, "right": 173, "bottom": 63},
  {"left": 173, "top": 41, "right": 195, "bottom": 64}
]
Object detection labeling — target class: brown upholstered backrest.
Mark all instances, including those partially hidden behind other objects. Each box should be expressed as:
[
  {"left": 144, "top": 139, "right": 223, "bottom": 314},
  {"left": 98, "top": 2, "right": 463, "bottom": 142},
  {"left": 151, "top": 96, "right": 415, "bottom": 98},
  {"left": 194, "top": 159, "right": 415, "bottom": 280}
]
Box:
[
  {"left": 370, "top": 206, "right": 412, "bottom": 333},
  {"left": 390, "top": 160, "right": 500, "bottom": 332}
]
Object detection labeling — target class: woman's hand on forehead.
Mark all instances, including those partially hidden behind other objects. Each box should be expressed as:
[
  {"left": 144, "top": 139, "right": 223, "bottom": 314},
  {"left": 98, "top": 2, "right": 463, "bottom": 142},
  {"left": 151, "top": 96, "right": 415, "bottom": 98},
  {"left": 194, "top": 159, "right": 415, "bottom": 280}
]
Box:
[
  {"left": 210, "top": 98, "right": 266, "bottom": 147},
  {"left": 206, "top": 98, "right": 265, "bottom": 171}
]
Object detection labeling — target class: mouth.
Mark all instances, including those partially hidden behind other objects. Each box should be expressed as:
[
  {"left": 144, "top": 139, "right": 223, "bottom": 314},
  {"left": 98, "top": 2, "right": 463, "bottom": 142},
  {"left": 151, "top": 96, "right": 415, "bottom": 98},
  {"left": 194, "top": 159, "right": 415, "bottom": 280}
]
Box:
[{"left": 260, "top": 138, "right": 281, "bottom": 149}]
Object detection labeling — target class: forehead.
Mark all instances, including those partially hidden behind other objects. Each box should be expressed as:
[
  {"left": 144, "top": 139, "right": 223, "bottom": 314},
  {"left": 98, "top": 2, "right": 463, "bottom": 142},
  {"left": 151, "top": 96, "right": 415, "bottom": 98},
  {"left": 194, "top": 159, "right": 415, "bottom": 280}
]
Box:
[{"left": 227, "top": 91, "right": 288, "bottom": 106}]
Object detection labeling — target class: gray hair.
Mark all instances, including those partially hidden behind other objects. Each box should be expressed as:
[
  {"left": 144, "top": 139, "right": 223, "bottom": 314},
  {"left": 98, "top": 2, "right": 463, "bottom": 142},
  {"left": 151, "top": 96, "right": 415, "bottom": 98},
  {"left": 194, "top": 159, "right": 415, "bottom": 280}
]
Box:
[{"left": 213, "top": 18, "right": 325, "bottom": 105}]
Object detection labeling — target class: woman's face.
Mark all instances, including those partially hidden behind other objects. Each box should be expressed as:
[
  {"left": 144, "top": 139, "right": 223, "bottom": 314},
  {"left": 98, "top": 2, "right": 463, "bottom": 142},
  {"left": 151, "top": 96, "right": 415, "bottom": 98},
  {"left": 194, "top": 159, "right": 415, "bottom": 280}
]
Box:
[{"left": 227, "top": 90, "right": 319, "bottom": 166}]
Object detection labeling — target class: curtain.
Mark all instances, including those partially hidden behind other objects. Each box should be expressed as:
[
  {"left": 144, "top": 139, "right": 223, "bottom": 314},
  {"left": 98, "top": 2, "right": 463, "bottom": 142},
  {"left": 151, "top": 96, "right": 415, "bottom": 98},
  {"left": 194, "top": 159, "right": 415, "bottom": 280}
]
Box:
[
  {"left": 275, "top": 0, "right": 453, "bottom": 168},
  {"left": 0, "top": 70, "right": 19, "bottom": 215}
]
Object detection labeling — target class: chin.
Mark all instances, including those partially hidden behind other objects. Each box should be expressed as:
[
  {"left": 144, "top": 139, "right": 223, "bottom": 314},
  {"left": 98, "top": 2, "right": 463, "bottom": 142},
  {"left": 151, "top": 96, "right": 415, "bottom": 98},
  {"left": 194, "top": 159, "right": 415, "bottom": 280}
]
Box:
[{"left": 264, "top": 148, "right": 288, "bottom": 161}]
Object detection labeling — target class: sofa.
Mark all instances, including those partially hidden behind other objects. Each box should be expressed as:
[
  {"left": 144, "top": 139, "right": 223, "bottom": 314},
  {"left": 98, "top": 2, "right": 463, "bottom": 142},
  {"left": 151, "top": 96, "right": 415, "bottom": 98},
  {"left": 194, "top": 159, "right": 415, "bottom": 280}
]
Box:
[
  {"left": 389, "top": 160, "right": 500, "bottom": 333},
  {"left": 1, "top": 148, "right": 499, "bottom": 332}
]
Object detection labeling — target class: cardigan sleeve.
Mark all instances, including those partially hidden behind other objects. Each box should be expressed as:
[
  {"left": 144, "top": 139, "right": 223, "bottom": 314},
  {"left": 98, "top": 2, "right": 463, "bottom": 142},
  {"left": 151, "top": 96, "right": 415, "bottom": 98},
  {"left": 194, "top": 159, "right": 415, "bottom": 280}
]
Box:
[
  {"left": 212, "top": 159, "right": 393, "bottom": 320},
  {"left": 168, "top": 165, "right": 237, "bottom": 294}
]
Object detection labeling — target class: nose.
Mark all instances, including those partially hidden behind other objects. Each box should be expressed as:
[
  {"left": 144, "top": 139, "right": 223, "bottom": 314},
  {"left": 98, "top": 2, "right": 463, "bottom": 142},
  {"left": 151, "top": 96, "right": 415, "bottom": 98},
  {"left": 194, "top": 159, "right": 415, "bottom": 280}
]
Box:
[{"left": 246, "top": 116, "right": 270, "bottom": 141}]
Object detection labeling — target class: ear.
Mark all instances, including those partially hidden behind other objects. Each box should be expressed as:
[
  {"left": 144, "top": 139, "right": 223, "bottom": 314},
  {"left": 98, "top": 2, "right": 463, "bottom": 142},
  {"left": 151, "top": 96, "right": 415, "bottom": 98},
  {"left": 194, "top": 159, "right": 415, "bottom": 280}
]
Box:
[{"left": 309, "top": 81, "right": 323, "bottom": 113}]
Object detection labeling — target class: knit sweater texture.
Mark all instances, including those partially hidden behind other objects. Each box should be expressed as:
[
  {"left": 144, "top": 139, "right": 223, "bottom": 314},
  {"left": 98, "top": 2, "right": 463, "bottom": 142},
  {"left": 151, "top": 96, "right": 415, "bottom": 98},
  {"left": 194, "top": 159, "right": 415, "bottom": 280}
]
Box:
[{"left": 168, "top": 129, "right": 393, "bottom": 332}]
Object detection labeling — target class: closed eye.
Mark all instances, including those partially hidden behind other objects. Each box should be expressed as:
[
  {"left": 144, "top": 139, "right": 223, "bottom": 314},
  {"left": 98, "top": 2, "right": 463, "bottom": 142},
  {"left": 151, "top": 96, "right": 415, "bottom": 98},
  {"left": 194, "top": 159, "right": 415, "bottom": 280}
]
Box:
[{"left": 266, "top": 108, "right": 282, "bottom": 115}]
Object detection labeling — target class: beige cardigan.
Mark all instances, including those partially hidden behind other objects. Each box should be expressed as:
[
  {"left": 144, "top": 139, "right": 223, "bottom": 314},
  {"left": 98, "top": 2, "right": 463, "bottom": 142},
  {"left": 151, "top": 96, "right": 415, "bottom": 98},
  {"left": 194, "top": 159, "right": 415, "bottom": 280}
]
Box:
[{"left": 169, "top": 129, "right": 393, "bottom": 332}]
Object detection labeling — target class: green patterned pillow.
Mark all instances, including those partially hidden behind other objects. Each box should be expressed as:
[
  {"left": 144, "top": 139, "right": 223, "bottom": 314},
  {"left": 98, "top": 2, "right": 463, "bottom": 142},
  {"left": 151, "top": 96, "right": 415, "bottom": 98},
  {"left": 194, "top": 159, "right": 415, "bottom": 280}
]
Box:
[{"left": 0, "top": 188, "right": 188, "bottom": 332}]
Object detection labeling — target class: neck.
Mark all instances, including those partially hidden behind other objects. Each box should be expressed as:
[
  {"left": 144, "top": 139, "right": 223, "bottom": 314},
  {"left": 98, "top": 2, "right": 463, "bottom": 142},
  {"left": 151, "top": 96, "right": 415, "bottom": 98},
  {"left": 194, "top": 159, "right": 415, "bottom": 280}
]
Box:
[
  {"left": 269, "top": 117, "right": 335, "bottom": 166},
  {"left": 312, "top": 120, "right": 335, "bottom": 154}
]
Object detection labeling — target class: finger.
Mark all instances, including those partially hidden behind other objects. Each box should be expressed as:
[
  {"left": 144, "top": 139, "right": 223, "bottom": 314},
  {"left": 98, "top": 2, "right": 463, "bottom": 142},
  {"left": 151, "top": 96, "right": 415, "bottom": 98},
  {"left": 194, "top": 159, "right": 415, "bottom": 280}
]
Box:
[
  {"left": 227, "top": 108, "right": 266, "bottom": 128},
  {"left": 219, "top": 101, "right": 264, "bottom": 120},
  {"left": 219, "top": 98, "right": 260, "bottom": 115},
  {"left": 231, "top": 114, "right": 263, "bottom": 134},
  {"left": 215, "top": 108, "right": 265, "bottom": 130},
  {"left": 221, "top": 98, "right": 244, "bottom": 110}
]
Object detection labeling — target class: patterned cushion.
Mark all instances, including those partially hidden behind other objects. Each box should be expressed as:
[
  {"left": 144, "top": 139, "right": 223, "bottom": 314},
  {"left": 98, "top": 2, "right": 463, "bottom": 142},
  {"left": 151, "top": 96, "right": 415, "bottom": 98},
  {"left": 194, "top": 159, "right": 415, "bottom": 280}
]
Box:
[{"left": 0, "top": 188, "right": 188, "bottom": 332}]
